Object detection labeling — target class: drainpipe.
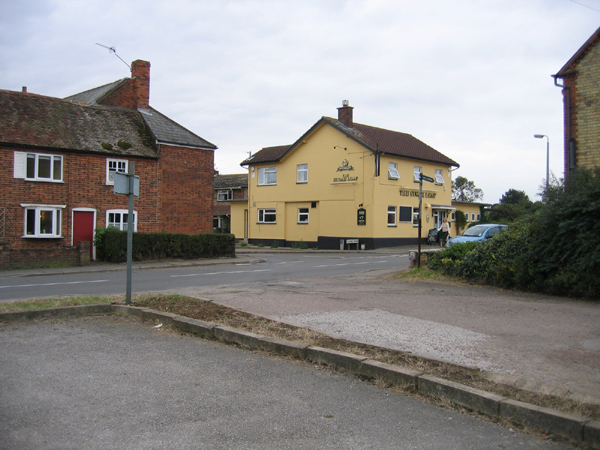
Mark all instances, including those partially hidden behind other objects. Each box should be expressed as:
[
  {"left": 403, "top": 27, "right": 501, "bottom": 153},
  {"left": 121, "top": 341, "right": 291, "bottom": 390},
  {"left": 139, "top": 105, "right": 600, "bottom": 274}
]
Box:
[{"left": 553, "top": 75, "right": 575, "bottom": 177}]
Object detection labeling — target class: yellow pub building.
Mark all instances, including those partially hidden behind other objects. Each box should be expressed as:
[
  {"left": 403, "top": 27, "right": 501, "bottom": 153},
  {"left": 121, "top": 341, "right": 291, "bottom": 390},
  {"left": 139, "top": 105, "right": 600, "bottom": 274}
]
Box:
[{"left": 240, "top": 102, "right": 460, "bottom": 250}]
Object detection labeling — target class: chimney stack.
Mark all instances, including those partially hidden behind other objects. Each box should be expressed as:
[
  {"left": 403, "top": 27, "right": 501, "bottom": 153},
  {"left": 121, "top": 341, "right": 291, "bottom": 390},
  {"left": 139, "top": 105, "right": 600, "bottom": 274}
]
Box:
[
  {"left": 131, "top": 60, "right": 150, "bottom": 110},
  {"left": 22, "top": 87, "right": 27, "bottom": 93},
  {"left": 337, "top": 100, "right": 353, "bottom": 128}
]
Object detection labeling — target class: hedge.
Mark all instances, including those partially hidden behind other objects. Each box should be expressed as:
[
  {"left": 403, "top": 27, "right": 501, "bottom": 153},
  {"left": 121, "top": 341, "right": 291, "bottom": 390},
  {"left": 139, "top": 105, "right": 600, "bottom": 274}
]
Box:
[{"left": 94, "top": 228, "right": 235, "bottom": 263}]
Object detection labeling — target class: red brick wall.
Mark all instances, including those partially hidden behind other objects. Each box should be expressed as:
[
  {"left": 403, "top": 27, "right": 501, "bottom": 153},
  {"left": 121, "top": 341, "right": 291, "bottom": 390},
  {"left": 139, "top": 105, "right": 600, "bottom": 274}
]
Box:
[{"left": 158, "top": 144, "right": 214, "bottom": 234}]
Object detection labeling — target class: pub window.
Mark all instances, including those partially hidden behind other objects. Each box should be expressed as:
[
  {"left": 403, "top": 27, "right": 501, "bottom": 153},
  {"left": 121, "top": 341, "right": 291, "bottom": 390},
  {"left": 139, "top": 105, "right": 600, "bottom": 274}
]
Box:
[
  {"left": 413, "top": 166, "right": 422, "bottom": 182},
  {"left": 387, "top": 206, "right": 397, "bottom": 226},
  {"left": 388, "top": 162, "right": 400, "bottom": 179},
  {"left": 399, "top": 206, "right": 412, "bottom": 223},
  {"left": 297, "top": 164, "right": 308, "bottom": 183},
  {"left": 258, "top": 208, "right": 277, "bottom": 223},
  {"left": 298, "top": 208, "right": 309, "bottom": 223}
]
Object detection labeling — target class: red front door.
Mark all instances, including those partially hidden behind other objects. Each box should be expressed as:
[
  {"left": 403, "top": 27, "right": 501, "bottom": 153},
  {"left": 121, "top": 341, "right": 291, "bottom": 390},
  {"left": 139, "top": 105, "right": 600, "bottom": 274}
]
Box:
[{"left": 73, "top": 211, "right": 95, "bottom": 260}]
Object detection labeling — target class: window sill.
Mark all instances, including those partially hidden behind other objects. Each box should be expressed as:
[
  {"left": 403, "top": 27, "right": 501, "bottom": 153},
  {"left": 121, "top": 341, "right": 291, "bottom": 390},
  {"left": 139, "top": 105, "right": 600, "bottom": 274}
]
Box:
[
  {"left": 25, "top": 179, "right": 64, "bottom": 184},
  {"left": 257, "top": 184, "right": 277, "bottom": 187},
  {"left": 257, "top": 222, "right": 276, "bottom": 224},
  {"left": 22, "top": 235, "right": 64, "bottom": 239},
  {"left": 387, "top": 225, "right": 397, "bottom": 227}
]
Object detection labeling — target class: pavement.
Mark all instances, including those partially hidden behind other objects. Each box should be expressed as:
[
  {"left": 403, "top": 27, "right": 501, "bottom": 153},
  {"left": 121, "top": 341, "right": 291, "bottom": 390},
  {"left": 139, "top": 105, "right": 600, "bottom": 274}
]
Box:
[
  {"left": 0, "top": 315, "right": 573, "bottom": 450},
  {"left": 2, "top": 245, "right": 599, "bottom": 406}
]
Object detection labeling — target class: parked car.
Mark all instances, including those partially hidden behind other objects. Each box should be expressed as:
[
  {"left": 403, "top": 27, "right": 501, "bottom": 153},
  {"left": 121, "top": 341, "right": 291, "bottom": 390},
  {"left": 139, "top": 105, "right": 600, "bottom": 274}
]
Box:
[{"left": 445, "top": 224, "right": 507, "bottom": 247}]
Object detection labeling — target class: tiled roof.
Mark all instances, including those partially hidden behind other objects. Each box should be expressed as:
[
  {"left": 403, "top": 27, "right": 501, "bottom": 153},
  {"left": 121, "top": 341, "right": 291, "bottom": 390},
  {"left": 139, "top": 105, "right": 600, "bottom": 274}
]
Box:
[
  {"left": 140, "top": 107, "right": 217, "bottom": 150},
  {"left": 326, "top": 118, "right": 459, "bottom": 166},
  {"left": 0, "top": 89, "right": 158, "bottom": 158},
  {"left": 241, "top": 145, "right": 291, "bottom": 165},
  {"left": 556, "top": 26, "right": 600, "bottom": 77},
  {"left": 66, "top": 81, "right": 217, "bottom": 150},
  {"left": 65, "top": 80, "right": 126, "bottom": 105},
  {"left": 241, "top": 117, "right": 458, "bottom": 167},
  {"left": 214, "top": 173, "right": 248, "bottom": 189}
]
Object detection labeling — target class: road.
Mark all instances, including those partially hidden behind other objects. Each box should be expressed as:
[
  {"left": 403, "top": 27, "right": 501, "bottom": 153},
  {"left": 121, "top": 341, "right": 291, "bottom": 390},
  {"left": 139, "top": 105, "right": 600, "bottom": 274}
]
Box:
[{"left": 0, "top": 252, "right": 408, "bottom": 301}]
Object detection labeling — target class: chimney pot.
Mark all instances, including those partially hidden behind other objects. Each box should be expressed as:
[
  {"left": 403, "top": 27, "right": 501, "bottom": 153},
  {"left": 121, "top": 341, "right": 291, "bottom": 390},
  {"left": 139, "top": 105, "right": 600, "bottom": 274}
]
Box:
[
  {"left": 337, "top": 100, "right": 354, "bottom": 128},
  {"left": 22, "top": 86, "right": 27, "bottom": 93}
]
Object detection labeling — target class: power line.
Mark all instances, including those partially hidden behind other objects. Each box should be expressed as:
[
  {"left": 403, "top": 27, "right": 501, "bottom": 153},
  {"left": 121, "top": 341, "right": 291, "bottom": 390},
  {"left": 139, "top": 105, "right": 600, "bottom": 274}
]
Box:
[{"left": 568, "top": 0, "right": 600, "bottom": 13}]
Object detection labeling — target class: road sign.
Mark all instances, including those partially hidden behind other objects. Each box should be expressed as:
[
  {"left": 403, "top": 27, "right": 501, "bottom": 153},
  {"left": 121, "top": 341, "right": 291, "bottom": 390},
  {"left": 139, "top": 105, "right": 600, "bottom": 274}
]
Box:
[
  {"left": 420, "top": 173, "right": 434, "bottom": 183},
  {"left": 114, "top": 172, "right": 140, "bottom": 197}
]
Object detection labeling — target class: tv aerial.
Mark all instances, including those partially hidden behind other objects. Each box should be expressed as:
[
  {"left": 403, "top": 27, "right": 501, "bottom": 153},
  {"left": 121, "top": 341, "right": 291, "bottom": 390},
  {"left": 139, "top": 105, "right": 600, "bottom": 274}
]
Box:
[{"left": 96, "top": 43, "right": 131, "bottom": 71}]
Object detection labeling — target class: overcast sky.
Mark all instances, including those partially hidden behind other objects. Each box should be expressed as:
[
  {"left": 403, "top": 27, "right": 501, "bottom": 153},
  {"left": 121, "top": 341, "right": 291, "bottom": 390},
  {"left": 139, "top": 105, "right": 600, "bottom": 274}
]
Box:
[{"left": 1, "top": 0, "right": 599, "bottom": 203}]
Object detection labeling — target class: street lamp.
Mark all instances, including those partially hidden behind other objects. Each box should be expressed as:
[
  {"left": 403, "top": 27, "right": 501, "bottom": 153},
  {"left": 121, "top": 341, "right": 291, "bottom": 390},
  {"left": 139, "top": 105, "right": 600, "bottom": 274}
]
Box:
[{"left": 534, "top": 134, "right": 549, "bottom": 194}]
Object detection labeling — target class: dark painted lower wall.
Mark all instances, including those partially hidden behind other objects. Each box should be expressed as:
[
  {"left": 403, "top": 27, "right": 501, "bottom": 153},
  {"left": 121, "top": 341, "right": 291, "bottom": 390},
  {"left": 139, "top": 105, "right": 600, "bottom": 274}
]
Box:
[{"left": 248, "top": 237, "right": 427, "bottom": 250}]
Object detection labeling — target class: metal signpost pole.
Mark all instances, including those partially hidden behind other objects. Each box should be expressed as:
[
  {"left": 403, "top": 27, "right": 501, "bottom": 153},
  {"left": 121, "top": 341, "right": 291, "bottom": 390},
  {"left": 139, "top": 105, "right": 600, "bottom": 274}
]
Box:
[
  {"left": 126, "top": 162, "right": 135, "bottom": 305},
  {"left": 417, "top": 174, "right": 423, "bottom": 268}
]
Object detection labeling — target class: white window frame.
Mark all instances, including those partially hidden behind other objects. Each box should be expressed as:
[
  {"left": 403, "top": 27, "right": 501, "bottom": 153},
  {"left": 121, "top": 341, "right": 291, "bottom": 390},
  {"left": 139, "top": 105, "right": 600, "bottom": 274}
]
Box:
[
  {"left": 213, "top": 216, "right": 221, "bottom": 228},
  {"left": 14, "top": 152, "right": 63, "bottom": 182},
  {"left": 257, "top": 208, "right": 277, "bottom": 223},
  {"left": 106, "top": 209, "right": 138, "bottom": 231},
  {"left": 297, "top": 164, "right": 308, "bottom": 183},
  {"left": 435, "top": 169, "right": 444, "bottom": 184},
  {"left": 451, "top": 212, "right": 456, "bottom": 221},
  {"left": 298, "top": 208, "right": 309, "bottom": 223},
  {"left": 106, "top": 159, "right": 128, "bottom": 185},
  {"left": 387, "top": 206, "right": 397, "bottom": 226},
  {"left": 413, "top": 209, "right": 420, "bottom": 227},
  {"left": 388, "top": 162, "right": 400, "bottom": 180},
  {"left": 217, "top": 190, "right": 233, "bottom": 201},
  {"left": 477, "top": 213, "right": 481, "bottom": 221},
  {"left": 21, "top": 204, "right": 65, "bottom": 238},
  {"left": 413, "top": 166, "right": 422, "bottom": 182},
  {"left": 472, "top": 213, "right": 476, "bottom": 222},
  {"left": 258, "top": 167, "right": 277, "bottom": 186}
]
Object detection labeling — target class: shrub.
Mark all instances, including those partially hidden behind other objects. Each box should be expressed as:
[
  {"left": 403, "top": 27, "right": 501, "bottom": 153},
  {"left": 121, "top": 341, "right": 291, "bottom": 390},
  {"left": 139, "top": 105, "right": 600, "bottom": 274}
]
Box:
[{"left": 95, "top": 229, "right": 235, "bottom": 263}]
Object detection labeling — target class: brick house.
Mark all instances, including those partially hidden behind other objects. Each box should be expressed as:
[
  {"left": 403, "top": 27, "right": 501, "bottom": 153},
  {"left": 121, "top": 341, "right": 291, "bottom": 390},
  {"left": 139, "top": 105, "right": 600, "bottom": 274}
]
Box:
[
  {"left": 213, "top": 173, "right": 249, "bottom": 239},
  {"left": 0, "top": 60, "right": 217, "bottom": 268},
  {"left": 554, "top": 26, "right": 600, "bottom": 178}
]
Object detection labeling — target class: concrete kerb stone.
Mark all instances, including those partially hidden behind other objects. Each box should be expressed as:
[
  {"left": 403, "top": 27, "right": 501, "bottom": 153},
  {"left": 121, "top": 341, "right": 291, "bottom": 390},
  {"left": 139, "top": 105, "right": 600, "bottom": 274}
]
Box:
[
  {"left": 1, "top": 303, "right": 599, "bottom": 448},
  {"left": 585, "top": 421, "right": 600, "bottom": 448},
  {"left": 418, "top": 375, "right": 506, "bottom": 417},
  {"left": 356, "top": 359, "right": 422, "bottom": 390},
  {"left": 499, "top": 399, "right": 590, "bottom": 443},
  {"left": 305, "top": 346, "right": 368, "bottom": 372}
]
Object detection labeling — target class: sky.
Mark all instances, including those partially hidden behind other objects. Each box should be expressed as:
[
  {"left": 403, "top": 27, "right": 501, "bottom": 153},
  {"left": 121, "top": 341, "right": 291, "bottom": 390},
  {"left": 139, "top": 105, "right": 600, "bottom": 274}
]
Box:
[{"left": 1, "top": 0, "right": 599, "bottom": 204}]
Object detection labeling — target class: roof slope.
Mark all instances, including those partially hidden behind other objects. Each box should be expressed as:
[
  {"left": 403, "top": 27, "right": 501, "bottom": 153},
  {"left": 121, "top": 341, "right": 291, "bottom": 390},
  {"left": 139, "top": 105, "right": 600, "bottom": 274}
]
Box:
[
  {"left": 65, "top": 80, "right": 126, "bottom": 106},
  {"left": 241, "top": 117, "right": 458, "bottom": 167},
  {"left": 66, "top": 77, "right": 217, "bottom": 150},
  {"left": 214, "top": 173, "right": 248, "bottom": 189},
  {"left": 141, "top": 107, "right": 216, "bottom": 149},
  {"left": 556, "top": 25, "right": 600, "bottom": 77},
  {"left": 0, "top": 89, "right": 157, "bottom": 157}
]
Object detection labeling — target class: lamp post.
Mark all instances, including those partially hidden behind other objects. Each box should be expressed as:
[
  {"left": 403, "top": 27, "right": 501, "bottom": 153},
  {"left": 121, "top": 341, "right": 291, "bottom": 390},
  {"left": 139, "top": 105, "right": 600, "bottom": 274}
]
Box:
[{"left": 534, "top": 134, "right": 549, "bottom": 194}]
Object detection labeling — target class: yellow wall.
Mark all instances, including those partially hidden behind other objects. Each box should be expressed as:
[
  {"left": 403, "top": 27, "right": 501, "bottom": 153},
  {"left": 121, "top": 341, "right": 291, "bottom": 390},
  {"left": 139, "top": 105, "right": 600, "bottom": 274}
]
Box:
[
  {"left": 229, "top": 202, "right": 247, "bottom": 240},
  {"left": 247, "top": 122, "right": 455, "bottom": 247}
]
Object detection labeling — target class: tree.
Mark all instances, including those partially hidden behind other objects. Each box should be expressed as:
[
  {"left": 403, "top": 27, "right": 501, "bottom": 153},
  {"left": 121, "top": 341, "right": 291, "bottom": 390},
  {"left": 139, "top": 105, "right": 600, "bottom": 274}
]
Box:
[
  {"left": 500, "top": 189, "right": 530, "bottom": 205},
  {"left": 490, "top": 189, "right": 538, "bottom": 223},
  {"left": 452, "top": 176, "right": 483, "bottom": 202}
]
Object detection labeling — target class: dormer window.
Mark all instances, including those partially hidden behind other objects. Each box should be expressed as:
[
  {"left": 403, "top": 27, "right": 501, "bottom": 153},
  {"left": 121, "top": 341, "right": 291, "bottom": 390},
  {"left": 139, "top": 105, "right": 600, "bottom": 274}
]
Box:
[{"left": 217, "top": 190, "right": 233, "bottom": 201}]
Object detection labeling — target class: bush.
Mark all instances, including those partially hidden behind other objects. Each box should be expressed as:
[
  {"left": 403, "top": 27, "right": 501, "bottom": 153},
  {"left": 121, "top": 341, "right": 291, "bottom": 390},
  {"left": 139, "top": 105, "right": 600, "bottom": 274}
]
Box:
[
  {"left": 428, "top": 167, "right": 600, "bottom": 299},
  {"left": 94, "top": 228, "right": 235, "bottom": 263}
]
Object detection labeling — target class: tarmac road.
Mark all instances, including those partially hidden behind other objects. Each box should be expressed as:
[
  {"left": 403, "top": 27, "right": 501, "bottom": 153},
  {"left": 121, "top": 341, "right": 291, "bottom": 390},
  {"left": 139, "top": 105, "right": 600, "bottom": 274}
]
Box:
[
  {"left": 172, "top": 251, "right": 600, "bottom": 405},
  {"left": 0, "top": 316, "right": 573, "bottom": 449}
]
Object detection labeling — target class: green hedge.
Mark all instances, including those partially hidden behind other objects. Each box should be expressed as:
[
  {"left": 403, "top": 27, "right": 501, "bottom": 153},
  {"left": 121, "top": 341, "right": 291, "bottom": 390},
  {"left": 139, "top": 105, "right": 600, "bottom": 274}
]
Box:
[
  {"left": 426, "top": 167, "right": 600, "bottom": 299},
  {"left": 94, "top": 228, "right": 235, "bottom": 263}
]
